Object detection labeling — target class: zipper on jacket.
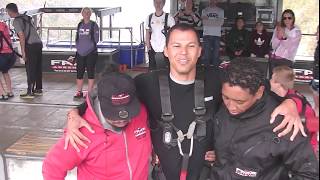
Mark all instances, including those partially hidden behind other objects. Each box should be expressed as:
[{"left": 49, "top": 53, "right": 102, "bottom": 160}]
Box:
[
  {"left": 124, "top": 132, "right": 133, "bottom": 180},
  {"left": 243, "top": 139, "right": 265, "bottom": 157}
]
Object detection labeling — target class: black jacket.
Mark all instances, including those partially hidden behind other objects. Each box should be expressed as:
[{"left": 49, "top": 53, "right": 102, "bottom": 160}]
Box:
[
  {"left": 211, "top": 93, "right": 319, "bottom": 180},
  {"left": 226, "top": 28, "right": 250, "bottom": 57}
]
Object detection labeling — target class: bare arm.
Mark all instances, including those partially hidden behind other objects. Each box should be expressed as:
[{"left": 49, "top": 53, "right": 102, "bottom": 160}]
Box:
[
  {"left": 64, "top": 108, "right": 94, "bottom": 152},
  {"left": 17, "top": 32, "right": 26, "bottom": 61},
  {"left": 270, "top": 99, "right": 307, "bottom": 141},
  {"left": 145, "top": 29, "right": 151, "bottom": 51}
]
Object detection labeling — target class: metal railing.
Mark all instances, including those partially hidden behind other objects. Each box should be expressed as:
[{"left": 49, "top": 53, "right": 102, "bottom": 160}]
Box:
[{"left": 41, "top": 26, "right": 139, "bottom": 67}]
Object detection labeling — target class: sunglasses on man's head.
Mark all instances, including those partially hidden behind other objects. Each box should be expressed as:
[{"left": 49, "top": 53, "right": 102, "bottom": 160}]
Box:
[{"left": 283, "top": 16, "right": 293, "bottom": 20}]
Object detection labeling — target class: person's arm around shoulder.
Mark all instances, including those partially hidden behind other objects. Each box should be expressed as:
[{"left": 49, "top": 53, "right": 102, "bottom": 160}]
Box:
[
  {"left": 64, "top": 105, "right": 95, "bottom": 152},
  {"left": 42, "top": 135, "right": 83, "bottom": 180},
  {"left": 270, "top": 97, "right": 307, "bottom": 141}
]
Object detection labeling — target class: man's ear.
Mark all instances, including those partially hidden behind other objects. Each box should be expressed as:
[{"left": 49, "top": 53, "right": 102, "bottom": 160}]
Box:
[
  {"left": 255, "top": 86, "right": 265, "bottom": 99},
  {"left": 197, "top": 46, "right": 202, "bottom": 58},
  {"left": 164, "top": 46, "right": 168, "bottom": 58}
]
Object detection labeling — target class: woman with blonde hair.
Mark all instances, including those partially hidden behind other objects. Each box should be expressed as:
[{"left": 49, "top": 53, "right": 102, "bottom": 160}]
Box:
[{"left": 74, "top": 7, "right": 99, "bottom": 99}]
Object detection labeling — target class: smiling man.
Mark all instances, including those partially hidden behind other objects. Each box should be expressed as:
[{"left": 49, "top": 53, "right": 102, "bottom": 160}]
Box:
[
  {"left": 135, "top": 23, "right": 222, "bottom": 180},
  {"left": 211, "top": 60, "right": 319, "bottom": 180}
]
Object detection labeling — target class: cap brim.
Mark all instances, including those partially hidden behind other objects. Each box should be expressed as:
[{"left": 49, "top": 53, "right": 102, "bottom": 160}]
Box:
[{"left": 101, "top": 96, "right": 140, "bottom": 121}]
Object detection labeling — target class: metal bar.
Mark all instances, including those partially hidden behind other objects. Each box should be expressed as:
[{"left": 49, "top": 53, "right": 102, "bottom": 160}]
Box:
[
  {"left": 46, "top": 28, "right": 50, "bottom": 47},
  {"left": 118, "top": 29, "right": 121, "bottom": 47},
  {"left": 70, "top": 30, "right": 73, "bottom": 49},
  {"left": 109, "top": 15, "right": 112, "bottom": 38},
  {"left": 41, "top": 27, "right": 133, "bottom": 31},
  {"left": 99, "top": 15, "right": 103, "bottom": 41},
  {"left": 0, "top": 101, "right": 77, "bottom": 109},
  {"left": 130, "top": 28, "right": 134, "bottom": 68},
  {"left": 99, "top": 7, "right": 121, "bottom": 17}
]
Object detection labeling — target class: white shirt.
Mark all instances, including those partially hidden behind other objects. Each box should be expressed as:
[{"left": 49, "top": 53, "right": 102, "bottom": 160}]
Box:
[
  {"left": 202, "top": 6, "right": 224, "bottom": 37},
  {"left": 145, "top": 12, "right": 175, "bottom": 52}
]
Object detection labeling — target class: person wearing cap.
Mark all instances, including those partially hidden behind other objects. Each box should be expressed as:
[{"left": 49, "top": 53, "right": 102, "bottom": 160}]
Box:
[
  {"left": 42, "top": 72, "right": 152, "bottom": 180},
  {"left": 64, "top": 24, "right": 306, "bottom": 180}
]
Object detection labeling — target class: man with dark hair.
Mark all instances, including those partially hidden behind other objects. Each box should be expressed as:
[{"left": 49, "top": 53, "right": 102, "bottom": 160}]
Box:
[
  {"left": 6, "top": 3, "right": 43, "bottom": 99},
  {"left": 65, "top": 24, "right": 306, "bottom": 180},
  {"left": 211, "top": 60, "right": 319, "bottom": 180}
]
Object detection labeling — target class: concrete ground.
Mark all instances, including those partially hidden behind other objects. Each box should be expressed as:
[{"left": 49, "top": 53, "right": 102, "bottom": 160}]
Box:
[{"left": 0, "top": 67, "right": 316, "bottom": 180}]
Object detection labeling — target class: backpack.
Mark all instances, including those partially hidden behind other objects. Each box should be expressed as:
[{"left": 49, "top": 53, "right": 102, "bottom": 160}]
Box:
[
  {"left": 75, "top": 20, "right": 97, "bottom": 49},
  {"left": 286, "top": 90, "right": 318, "bottom": 133},
  {"left": 148, "top": 13, "right": 170, "bottom": 37},
  {"left": 15, "top": 15, "right": 35, "bottom": 43}
]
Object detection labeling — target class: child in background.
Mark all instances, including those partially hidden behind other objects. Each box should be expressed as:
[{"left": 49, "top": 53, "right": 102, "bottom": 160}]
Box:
[
  {"left": 250, "top": 21, "right": 270, "bottom": 58},
  {"left": 270, "top": 66, "right": 319, "bottom": 154}
]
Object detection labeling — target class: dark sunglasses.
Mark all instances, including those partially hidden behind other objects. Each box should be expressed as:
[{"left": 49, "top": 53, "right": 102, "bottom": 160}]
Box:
[{"left": 283, "top": 17, "right": 293, "bottom": 20}]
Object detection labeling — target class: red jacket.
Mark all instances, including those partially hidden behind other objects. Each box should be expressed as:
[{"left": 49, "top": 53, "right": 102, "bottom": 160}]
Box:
[
  {"left": 286, "top": 89, "right": 319, "bottom": 153},
  {"left": 0, "top": 22, "right": 13, "bottom": 54},
  {"left": 42, "top": 95, "right": 152, "bottom": 180}
]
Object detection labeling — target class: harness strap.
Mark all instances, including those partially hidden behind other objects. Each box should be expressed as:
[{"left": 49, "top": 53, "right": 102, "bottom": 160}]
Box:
[{"left": 158, "top": 73, "right": 206, "bottom": 179}]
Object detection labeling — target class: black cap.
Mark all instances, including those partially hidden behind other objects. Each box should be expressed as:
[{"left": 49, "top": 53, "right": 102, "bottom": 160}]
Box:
[{"left": 97, "top": 72, "right": 140, "bottom": 121}]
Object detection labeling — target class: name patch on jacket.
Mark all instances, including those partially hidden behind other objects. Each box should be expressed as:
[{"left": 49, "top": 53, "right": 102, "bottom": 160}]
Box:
[
  {"left": 235, "top": 168, "right": 257, "bottom": 178},
  {"left": 134, "top": 127, "right": 146, "bottom": 139}
]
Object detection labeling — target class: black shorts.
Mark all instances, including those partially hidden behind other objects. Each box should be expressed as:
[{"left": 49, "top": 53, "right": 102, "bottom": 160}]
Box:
[
  {"left": 0, "top": 53, "right": 16, "bottom": 73},
  {"left": 76, "top": 50, "right": 98, "bottom": 79}
]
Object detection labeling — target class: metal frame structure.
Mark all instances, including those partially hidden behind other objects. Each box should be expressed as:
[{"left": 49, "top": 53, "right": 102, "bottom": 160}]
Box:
[{"left": 1, "top": 6, "right": 143, "bottom": 69}]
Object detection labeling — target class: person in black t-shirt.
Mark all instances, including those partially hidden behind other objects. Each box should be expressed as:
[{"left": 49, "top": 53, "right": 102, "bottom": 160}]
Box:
[{"left": 64, "top": 24, "right": 306, "bottom": 180}]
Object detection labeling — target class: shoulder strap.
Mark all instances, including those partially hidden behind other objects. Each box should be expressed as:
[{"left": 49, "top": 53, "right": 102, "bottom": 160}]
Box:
[
  {"left": 0, "top": 31, "right": 22, "bottom": 57},
  {"left": 148, "top": 13, "right": 153, "bottom": 30},
  {"left": 286, "top": 90, "right": 309, "bottom": 117},
  {"left": 159, "top": 73, "right": 206, "bottom": 120},
  {"left": 164, "top": 13, "right": 169, "bottom": 30},
  {"left": 16, "top": 15, "right": 33, "bottom": 43},
  {"left": 159, "top": 75, "right": 173, "bottom": 117},
  {"left": 75, "top": 20, "right": 83, "bottom": 42},
  {"left": 0, "top": 31, "right": 3, "bottom": 51}
]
